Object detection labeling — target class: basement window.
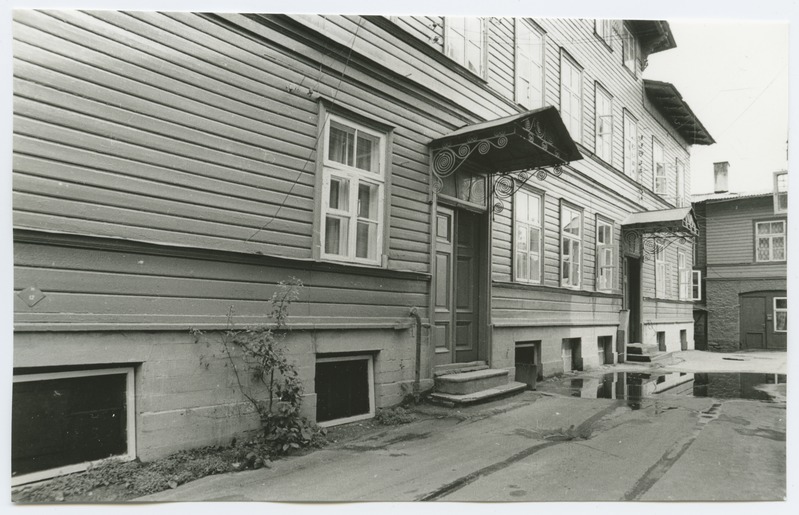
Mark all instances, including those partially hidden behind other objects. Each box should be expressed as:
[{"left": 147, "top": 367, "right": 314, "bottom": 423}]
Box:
[
  {"left": 315, "top": 355, "right": 375, "bottom": 427},
  {"left": 12, "top": 367, "right": 136, "bottom": 486}
]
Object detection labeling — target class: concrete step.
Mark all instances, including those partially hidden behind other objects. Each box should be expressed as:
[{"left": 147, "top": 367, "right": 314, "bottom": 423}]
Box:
[
  {"left": 434, "top": 368, "right": 509, "bottom": 395},
  {"left": 627, "top": 351, "right": 675, "bottom": 364},
  {"left": 434, "top": 361, "right": 488, "bottom": 377},
  {"left": 627, "top": 342, "right": 660, "bottom": 355},
  {"left": 429, "top": 381, "right": 528, "bottom": 407}
]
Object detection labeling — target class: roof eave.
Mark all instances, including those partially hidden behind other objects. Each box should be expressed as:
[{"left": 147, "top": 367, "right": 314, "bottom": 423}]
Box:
[{"left": 644, "top": 79, "right": 715, "bottom": 146}]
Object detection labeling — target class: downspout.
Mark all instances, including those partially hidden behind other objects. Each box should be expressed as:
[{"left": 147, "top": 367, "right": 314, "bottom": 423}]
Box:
[{"left": 409, "top": 306, "right": 423, "bottom": 401}]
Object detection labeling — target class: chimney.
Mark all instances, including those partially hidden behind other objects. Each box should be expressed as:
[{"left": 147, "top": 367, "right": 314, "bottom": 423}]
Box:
[{"left": 714, "top": 162, "right": 729, "bottom": 193}]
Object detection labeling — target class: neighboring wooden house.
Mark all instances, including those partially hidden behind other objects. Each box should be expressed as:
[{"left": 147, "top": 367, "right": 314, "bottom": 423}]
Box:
[
  {"left": 692, "top": 164, "right": 787, "bottom": 352},
  {"left": 12, "top": 12, "right": 712, "bottom": 484}
]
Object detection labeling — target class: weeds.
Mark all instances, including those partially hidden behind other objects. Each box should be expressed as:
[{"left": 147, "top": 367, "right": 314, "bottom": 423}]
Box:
[{"left": 375, "top": 406, "right": 416, "bottom": 425}]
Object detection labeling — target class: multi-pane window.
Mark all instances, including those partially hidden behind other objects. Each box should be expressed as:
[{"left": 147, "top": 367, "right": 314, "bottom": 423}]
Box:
[
  {"left": 774, "top": 171, "right": 788, "bottom": 214},
  {"left": 595, "top": 19, "right": 614, "bottom": 46},
  {"left": 595, "top": 85, "right": 613, "bottom": 163},
  {"left": 445, "top": 17, "right": 486, "bottom": 77},
  {"left": 655, "top": 240, "right": 666, "bottom": 298},
  {"left": 561, "top": 205, "right": 582, "bottom": 288},
  {"left": 515, "top": 20, "right": 545, "bottom": 109},
  {"left": 653, "top": 138, "right": 666, "bottom": 194},
  {"left": 560, "top": 53, "right": 583, "bottom": 144},
  {"left": 321, "top": 116, "right": 385, "bottom": 264},
  {"left": 596, "top": 219, "right": 614, "bottom": 291},
  {"left": 514, "top": 190, "right": 543, "bottom": 283},
  {"left": 691, "top": 270, "right": 702, "bottom": 301},
  {"left": 675, "top": 159, "right": 686, "bottom": 207},
  {"left": 623, "top": 110, "right": 638, "bottom": 179},
  {"left": 678, "top": 251, "right": 691, "bottom": 300},
  {"left": 774, "top": 297, "right": 787, "bottom": 332},
  {"left": 621, "top": 23, "right": 636, "bottom": 74},
  {"left": 755, "top": 220, "right": 786, "bottom": 262}
]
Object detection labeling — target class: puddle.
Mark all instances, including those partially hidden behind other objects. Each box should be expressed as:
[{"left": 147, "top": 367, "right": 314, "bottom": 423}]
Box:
[{"left": 537, "top": 372, "right": 786, "bottom": 409}]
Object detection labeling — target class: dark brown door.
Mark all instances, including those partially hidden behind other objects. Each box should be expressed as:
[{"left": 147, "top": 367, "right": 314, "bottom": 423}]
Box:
[
  {"left": 433, "top": 206, "right": 482, "bottom": 365},
  {"left": 740, "top": 295, "right": 766, "bottom": 349}
]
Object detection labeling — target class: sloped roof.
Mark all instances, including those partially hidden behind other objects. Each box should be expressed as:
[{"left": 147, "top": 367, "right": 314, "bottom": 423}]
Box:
[{"left": 644, "top": 80, "right": 715, "bottom": 146}]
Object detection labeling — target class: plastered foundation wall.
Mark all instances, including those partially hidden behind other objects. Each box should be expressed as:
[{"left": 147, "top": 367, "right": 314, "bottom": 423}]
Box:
[{"left": 14, "top": 325, "right": 423, "bottom": 461}]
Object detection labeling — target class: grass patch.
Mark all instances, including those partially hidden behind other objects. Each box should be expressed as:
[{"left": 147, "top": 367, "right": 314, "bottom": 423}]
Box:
[
  {"left": 375, "top": 406, "right": 416, "bottom": 425},
  {"left": 13, "top": 432, "right": 327, "bottom": 503}
]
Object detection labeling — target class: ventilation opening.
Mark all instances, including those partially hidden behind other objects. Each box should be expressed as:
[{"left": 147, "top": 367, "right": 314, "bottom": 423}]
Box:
[
  {"left": 515, "top": 341, "right": 541, "bottom": 388},
  {"left": 657, "top": 331, "right": 666, "bottom": 352},
  {"left": 12, "top": 367, "right": 136, "bottom": 486},
  {"left": 598, "top": 335, "right": 614, "bottom": 365},
  {"left": 680, "top": 329, "right": 688, "bottom": 351},
  {"left": 315, "top": 355, "right": 375, "bottom": 427},
  {"left": 562, "top": 338, "right": 583, "bottom": 372}
]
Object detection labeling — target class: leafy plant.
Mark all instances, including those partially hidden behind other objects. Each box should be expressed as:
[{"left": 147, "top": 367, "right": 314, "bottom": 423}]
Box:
[
  {"left": 192, "top": 277, "right": 326, "bottom": 455},
  {"left": 375, "top": 406, "right": 416, "bottom": 425}
]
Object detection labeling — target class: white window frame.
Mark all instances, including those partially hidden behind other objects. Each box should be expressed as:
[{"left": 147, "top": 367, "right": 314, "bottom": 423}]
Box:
[
  {"left": 773, "top": 297, "right": 787, "bottom": 333},
  {"left": 675, "top": 159, "right": 686, "bottom": 207},
  {"left": 623, "top": 110, "right": 638, "bottom": 179},
  {"left": 774, "top": 171, "right": 788, "bottom": 214},
  {"left": 596, "top": 218, "right": 614, "bottom": 291},
  {"left": 12, "top": 367, "right": 136, "bottom": 487},
  {"left": 315, "top": 355, "right": 375, "bottom": 427},
  {"left": 595, "top": 19, "right": 614, "bottom": 46},
  {"left": 655, "top": 240, "right": 666, "bottom": 298},
  {"left": 691, "top": 270, "right": 702, "bottom": 301},
  {"left": 560, "top": 204, "right": 583, "bottom": 289},
  {"left": 515, "top": 19, "right": 545, "bottom": 109},
  {"left": 678, "top": 250, "right": 691, "bottom": 300},
  {"left": 444, "top": 17, "right": 486, "bottom": 78},
  {"left": 320, "top": 115, "right": 386, "bottom": 266},
  {"left": 755, "top": 220, "right": 787, "bottom": 262},
  {"left": 514, "top": 189, "right": 543, "bottom": 284},
  {"left": 560, "top": 52, "right": 583, "bottom": 144},
  {"left": 653, "top": 138, "right": 666, "bottom": 194},
  {"left": 621, "top": 23, "right": 637, "bottom": 75},
  {"left": 595, "top": 84, "right": 613, "bottom": 163}
]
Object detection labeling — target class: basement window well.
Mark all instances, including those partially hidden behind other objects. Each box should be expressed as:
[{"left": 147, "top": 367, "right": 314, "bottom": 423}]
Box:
[
  {"left": 12, "top": 367, "right": 136, "bottom": 486},
  {"left": 315, "top": 355, "right": 375, "bottom": 427}
]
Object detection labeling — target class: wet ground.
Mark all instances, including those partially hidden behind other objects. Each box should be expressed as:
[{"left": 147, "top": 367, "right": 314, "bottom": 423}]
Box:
[
  {"left": 536, "top": 371, "right": 787, "bottom": 407},
  {"left": 139, "top": 351, "right": 787, "bottom": 503}
]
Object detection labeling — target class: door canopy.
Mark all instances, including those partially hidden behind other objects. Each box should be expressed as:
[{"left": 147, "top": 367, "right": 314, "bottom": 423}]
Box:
[
  {"left": 429, "top": 106, "right": 582, "bottom": 213},
  {"left": 621, "top": 206, "right": 699, "bottom": 258}
]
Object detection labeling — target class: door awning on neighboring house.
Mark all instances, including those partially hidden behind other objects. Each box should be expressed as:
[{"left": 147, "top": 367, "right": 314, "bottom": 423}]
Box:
[
  {"left": 429, "top": 106, "right": 582, "bottom": 213},
  {"left": 621, "top": 206, "right": 699, "bottom": 258}
]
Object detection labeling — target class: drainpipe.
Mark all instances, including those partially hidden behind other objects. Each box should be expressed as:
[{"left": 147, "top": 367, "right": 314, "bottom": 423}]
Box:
[{"left": 409, "top": 307, "right": 423, "bottom": 401}]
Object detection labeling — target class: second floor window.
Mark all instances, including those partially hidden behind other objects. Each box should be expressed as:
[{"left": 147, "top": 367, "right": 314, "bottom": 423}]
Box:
[
  {"left": 445, "top": 17, "right": 486, "bottom": 77},
  {"left": 595, "top": 85, "right": 613, "bottom": 163},
  {"left": 515, "top": 20, "right": 545, "bottom": 109},
  {"left": 676, "top": 159, "right": 686, "bottom": 207},
  {"left": 691, "top": 270, "right": 702, "bottom": 301},
  {"left": 755, "top": 220, "right": 786, "bottom": 262},
  {"left": 678, "top": 251, "right": 691, "bottom": 300},
  {"left": 621, "top": 23, "right": 637, "bottom": 75},
  {"left": 655, "top": 240, "right": 672, "bottom": 298},
  {"left": 653, "top": 138, "right": 666, "bottom": 194},
  {"left": 514, "top": 190, "right": 543, "bottom": 283},
  {"left": 321, "top": 116, "right": 386, "bottom": 265},
  {"left": 623, "top": 110, "right": 638, "bottom": 179},
  {"left": 560, "top": 53, "right": 583, "bottom": 144},
  {"left": 774, "top": 171, "right": 788, "bottom": 214},
  {"left": 595, "top": 19, "right": 613, "bottom": 46},
  {"left": 596, "top": 219, "right": 614, "bottom": 291},
  {"left": 561, "top": 205, "right": 582, "bottom": 288}
]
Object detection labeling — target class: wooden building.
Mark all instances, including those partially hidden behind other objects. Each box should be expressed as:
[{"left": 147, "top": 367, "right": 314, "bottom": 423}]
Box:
[
  {"left": 12, "top": 12, "right": 712, "bottom": 483},
  {"left": 692, "top": 164, "right": 787, "bottom": 352}
]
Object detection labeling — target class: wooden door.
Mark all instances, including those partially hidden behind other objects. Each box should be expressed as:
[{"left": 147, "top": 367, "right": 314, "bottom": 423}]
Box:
[
  {"left": 433, "top": 206, "right": 482, "bottom": 365},
  {"left": 624, "top": 257, "right": 642, "bottom": 343},
  {"left": 454, "top": 211, "right": 479, "bottom": 362},
  {"left": 740, "top": 295, "right": 766, "bottom": 349},
  {"left": 433, "top": 206, "right": 455, "bottom": 366}
]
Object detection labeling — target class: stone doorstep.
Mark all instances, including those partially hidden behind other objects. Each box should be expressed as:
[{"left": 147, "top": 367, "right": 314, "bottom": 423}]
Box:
[
  {"left": 433, "top": 361, "right": 488, "bottom": 377},
  {"left": 428, "top": 381, "right": 528, "bottom": 407},
  {"left": 434, "top": 368, "right": 509, "bottom": 395},
  {"left": 626, "top": 342, "right": 660, "bottom": 355},
  {"left": 626, "top": 351, "right": 675, "bottom": 364}
]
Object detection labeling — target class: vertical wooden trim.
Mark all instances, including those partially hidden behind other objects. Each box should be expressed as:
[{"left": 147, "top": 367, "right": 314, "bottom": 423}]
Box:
[
  {"left": 382, "top": 128, "right": 394, "bottom": 266},
  {"left": 427, "top": 146, "right": 438, "bottom": 371},
  {"left": 484, "top": 195, "right": 493, "bottom": 366},
  {"left": 312, "top": 100, "right": 327, "bottom": 261}
]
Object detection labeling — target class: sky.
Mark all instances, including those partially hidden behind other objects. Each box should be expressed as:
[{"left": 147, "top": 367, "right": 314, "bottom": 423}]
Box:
[{"left": 644, "top": 21, "right": 789, "bottom": 196}]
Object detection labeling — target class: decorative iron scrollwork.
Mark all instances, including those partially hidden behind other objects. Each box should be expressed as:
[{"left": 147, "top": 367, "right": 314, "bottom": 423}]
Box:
[
  {"left": 623, "top": 228, "right": 694, "bottom": 261},
  {"left": 432, "top": 132, "right": 510, "bottom": 178}
]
